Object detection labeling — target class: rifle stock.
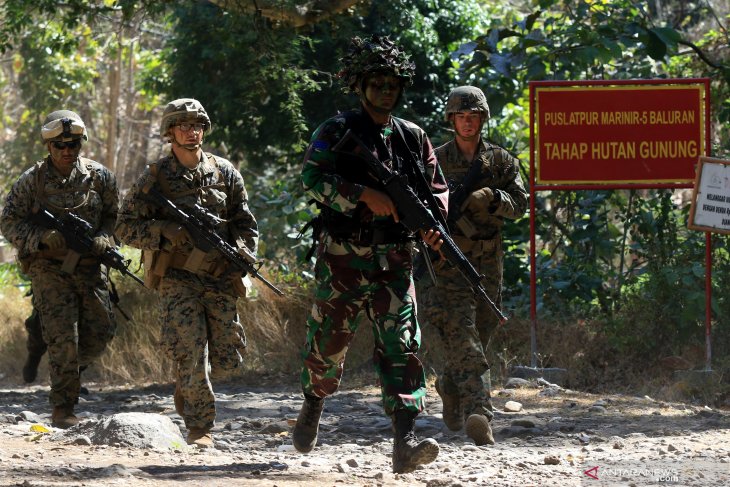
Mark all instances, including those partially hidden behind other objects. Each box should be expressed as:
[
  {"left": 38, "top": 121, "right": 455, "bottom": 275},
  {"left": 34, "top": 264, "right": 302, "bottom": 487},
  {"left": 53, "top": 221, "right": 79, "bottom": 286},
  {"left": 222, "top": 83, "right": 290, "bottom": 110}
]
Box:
[
  {"left": 142, "top": 186, "right": 284, "bottom": 297},
  {"left": 332, "top": 129, "right": 507, "bottom": 324},
  {"left": 31, "top": 208, "right": 144, "bottom": 286}
]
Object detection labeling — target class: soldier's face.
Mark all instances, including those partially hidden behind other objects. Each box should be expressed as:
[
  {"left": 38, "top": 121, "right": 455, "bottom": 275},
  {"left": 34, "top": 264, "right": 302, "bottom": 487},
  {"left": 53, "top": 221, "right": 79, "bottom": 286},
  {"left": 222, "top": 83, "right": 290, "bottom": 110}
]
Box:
[
  {"left": 363, "top": 74, "right": 402, "bottom": 112},
  {"left": 453, "top": 112, "right": 482, "bottom": 140},
  {"left": 47, "top": 139, "right": 82, "bottom": 173},
  {"left": 172, "top": 120, "right": 204, "bottom": 146}
]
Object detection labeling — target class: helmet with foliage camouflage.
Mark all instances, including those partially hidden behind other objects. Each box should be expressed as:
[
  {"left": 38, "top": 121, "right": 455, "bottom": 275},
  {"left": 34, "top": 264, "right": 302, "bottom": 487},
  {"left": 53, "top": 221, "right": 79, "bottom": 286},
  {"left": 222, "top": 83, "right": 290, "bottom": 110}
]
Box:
[
  {"left": 444, "top": 86, "right": 490, "bottom": 121},
  {"left": 338, "top": 35, "right": 416, "bottom": 92},
  {"left": 41, "top": 110, "right": 88, "bottom": 143},
  {"left": 159, "top": 98, "right": 211, "bottom": 139}
]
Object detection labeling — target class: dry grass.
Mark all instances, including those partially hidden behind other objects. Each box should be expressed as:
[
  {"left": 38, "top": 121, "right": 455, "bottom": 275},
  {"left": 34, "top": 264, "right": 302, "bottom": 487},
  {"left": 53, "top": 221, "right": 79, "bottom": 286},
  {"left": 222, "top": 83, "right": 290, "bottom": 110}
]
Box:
[
  {"left": 0, "top": 284, "right": 33, "bottom": 383},
  {"left": 1, "top": 279, "right": 726, "bottom": 407}
]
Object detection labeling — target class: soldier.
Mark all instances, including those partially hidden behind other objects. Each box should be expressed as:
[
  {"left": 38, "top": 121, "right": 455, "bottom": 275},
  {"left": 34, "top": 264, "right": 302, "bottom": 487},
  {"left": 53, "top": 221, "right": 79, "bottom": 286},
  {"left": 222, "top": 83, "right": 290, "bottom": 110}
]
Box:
[
  {"left": 292, "top": 35, "right": 448, "bottom": 474},
  {"left": 0, "top": 110, "right": 118, "bottom": 428},
  {"left": 418, "top": 86, "right": 528, "bottom": 445},
  {"left": 22, "top": 305, "right": 46, "bottom": 383},
  {"left": 115, "top": 98, "right": 258, "bottom": 448}
]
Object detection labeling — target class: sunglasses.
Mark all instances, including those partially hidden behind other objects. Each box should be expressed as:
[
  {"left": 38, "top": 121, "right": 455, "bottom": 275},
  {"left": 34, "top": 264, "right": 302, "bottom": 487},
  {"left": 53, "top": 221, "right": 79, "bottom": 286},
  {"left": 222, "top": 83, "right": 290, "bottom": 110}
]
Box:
[
  {"left": 176, "top": 122, "right": 205, "bottom": 132},
  {"left": 51, "top": 140, "right": 82, "bottom": 150}
]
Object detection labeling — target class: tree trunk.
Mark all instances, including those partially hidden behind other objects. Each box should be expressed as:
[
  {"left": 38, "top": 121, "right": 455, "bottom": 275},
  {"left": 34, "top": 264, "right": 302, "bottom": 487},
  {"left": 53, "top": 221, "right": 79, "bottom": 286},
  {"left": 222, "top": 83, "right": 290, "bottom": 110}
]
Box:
[{"left": 106, "top": 32, "right": 122, "bottom": 171}]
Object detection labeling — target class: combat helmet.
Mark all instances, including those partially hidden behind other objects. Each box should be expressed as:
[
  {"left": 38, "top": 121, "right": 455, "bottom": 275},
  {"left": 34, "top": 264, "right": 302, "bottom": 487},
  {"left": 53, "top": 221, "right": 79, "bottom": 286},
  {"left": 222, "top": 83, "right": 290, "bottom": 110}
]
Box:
[
  {"left": 41, "top": 110, "right": 88, "bottom": 143},
  {"left": 338, "top": 35, "right": 416, "bottom": 93},
  {"left": 444, "top": 86, "right": 490, "bottom": 121},
  {"left": 159, "top": 98, "right": 211, "bottom": 139}
]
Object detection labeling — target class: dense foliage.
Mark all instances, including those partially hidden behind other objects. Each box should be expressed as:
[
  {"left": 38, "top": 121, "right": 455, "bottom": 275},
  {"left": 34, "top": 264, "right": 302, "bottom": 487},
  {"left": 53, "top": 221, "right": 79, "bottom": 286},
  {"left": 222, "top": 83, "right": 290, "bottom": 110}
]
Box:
[{"left": 1, "top": 0, "right": 730, "bottom": 372}]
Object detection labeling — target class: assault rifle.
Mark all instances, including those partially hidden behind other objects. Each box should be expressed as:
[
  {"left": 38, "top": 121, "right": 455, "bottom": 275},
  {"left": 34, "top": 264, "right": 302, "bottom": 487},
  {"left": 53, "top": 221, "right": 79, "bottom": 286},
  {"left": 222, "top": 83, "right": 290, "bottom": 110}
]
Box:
[
  {"left": 31, "top": 208, "right": 144, "bottom": 286},
  {"left": 332, "top": 129, "right": 507, "bottom": 324},
  {"left": 142, "top": 186, "right": 284, "bottom": 297}
]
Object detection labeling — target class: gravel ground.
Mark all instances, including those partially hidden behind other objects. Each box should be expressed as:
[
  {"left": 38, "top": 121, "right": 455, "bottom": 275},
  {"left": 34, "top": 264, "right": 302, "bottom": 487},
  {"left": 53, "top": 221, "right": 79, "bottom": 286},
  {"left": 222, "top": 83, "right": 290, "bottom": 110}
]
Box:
[{"left": 1, "top": 377, "right": 729, "bottom": 486}]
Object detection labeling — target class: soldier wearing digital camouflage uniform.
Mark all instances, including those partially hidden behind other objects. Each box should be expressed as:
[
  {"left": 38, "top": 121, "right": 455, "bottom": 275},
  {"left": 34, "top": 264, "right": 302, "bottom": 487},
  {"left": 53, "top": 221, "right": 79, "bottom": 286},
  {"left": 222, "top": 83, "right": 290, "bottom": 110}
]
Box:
[
  {"left": 0, "top": 110, "right": 118, "bottom": 428},
  {"left": 419, "top": 86, "right": 528, "bottom": 445},
  {"left": 292, "top": 35, "right": 448, "bottom": 474},
  {"left": 115, "top": 98, "right": 258, "bottom": 448}
]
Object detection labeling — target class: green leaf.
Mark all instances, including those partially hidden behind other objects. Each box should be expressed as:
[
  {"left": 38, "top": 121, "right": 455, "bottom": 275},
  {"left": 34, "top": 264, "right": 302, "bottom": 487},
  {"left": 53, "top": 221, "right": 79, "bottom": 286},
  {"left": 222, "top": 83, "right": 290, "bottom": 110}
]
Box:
[
  {"left": 645, "top": 29, "right": 667, "bottom": 60},
  {"left": 490, "top": 53, "right": 511, "bottom": 76},
  {"left": 451, "top": 41, "right": 478, "bottom": 60}
]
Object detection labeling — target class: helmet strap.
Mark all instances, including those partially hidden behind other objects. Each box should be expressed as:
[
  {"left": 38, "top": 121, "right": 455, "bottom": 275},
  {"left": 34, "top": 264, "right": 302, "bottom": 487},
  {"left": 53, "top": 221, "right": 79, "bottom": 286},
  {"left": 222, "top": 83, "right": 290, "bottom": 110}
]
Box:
[
  {"left": 170, "top": 130, "right": 202, "bottom": 152},
  {"left": 173, "top": 140, "right": 201, "bottom": 152},
  {"left": 451, "top": 113, "right": 485, "bottom": 142}
]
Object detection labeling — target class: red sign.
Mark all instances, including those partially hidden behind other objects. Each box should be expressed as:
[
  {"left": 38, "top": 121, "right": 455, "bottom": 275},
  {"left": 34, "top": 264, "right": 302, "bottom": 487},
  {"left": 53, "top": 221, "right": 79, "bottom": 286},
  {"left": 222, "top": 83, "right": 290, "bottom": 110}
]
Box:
[{"left": 533, "top": 80, "right": 709, "bottom": 185}]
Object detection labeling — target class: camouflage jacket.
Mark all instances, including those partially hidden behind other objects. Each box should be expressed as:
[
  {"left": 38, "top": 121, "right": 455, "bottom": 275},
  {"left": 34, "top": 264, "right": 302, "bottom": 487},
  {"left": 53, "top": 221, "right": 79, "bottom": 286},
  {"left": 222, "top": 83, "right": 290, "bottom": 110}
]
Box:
[
  {"left": 0, "top": 156, "right": 119, "bottom": 259},
  {"left": 301, "top": 108, "right": 448, "bottom": 237},
  {"left": 435, "top": 138, "right": 527, "bottom": 241},
  {"left": 115, "top": 151, "right": 258, "bottom": 254}
]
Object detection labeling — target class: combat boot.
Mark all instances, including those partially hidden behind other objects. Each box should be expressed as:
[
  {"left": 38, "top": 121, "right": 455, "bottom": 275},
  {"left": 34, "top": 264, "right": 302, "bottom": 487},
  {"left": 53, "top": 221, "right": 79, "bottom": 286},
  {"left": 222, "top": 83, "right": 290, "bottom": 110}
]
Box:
[
  {"left": 22, "top": 352, "right": 43, "bottom": 383},
  {"left": 292, "top": 394, "right": 324, "bottom": 453},
  {"left": 465, "top": 413, "right": 495, "bottom": 446},
  {"left": 187, "top": 427, "right": 213, "bottom": 448},
  {"left": 435, "top": 376, "right": 463, "bottom": 431},
  {"left": 173, "top": 381, "right": 185, "bottom": 416},
  {"left": 51, "top": 405, "right": 79, "bottom": 429},
  {"left": 391, "top": 410, "right": 439, "bottom": 474}
]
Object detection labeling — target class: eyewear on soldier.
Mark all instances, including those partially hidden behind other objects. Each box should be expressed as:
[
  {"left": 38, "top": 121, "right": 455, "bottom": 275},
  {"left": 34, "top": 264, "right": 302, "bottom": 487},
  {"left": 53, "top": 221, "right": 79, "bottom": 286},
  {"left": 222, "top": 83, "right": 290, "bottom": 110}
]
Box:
[
  {"left": 176, "top": 122, "right": 205, "bottom": 132},
  {"left": 51, "top": 140, "right": 82, "bottom": 150}
]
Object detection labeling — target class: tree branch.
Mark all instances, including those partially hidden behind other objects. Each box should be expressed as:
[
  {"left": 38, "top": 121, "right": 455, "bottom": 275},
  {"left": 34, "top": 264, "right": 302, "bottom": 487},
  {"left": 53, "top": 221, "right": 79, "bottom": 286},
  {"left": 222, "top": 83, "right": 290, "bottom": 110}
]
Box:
[
  {"left": 677, "top": 39, "right": 723, "bottom": 70},
  {"left": 208, "top": 0, "right": 366, "bottom": 27}
]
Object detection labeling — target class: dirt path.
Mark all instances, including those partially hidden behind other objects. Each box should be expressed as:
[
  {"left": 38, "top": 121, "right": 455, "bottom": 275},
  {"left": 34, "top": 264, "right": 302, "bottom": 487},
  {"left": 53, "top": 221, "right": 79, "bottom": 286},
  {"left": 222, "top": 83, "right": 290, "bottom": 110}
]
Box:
[{"left": 1, "top": 378, "right": 729, "bottom": 486}]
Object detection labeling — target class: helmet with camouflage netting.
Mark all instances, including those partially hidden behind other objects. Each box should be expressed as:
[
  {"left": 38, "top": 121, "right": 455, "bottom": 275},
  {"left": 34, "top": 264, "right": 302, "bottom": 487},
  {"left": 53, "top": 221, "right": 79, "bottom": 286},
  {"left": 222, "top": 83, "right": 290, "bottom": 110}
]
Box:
[
  {"left": 41, "top": 110, "right": 88, "bottom": 143},
  {"left": 338, "top": 35, "right": 416, "bottom": 92},
  {"left": 444, "top": 86, "right": 490, "bottom": 121},
  {"left": 159, "top": 98, "right": 211, "bottom": 139}
]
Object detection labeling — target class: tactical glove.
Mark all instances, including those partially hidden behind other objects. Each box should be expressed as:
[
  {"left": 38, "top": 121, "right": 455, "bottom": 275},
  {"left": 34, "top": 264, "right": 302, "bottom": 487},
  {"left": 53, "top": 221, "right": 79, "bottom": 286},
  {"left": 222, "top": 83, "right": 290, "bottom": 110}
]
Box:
[
  {"left": 40, "top": 229, "right": 66, "bottom": 250},
  {"left": 460, "top": 187, "right": 494, "bottom": 214},
  {"left": 91, "top": 234, "right": 113, "bottom": 256},
  {"left": 237, "top": 245, "right": 256, "bottom": 264},
  {"left": 161, "top": 221, "right": 191, "bottom": 247}
]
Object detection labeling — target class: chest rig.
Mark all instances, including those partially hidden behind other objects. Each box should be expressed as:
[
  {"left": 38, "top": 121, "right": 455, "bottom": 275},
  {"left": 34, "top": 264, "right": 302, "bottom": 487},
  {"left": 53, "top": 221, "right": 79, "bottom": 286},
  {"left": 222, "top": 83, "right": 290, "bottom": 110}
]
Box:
[
  {"left": 32, "top": 157, "right": 103, "bottom": 215},
  {"left": 315, "top": 113, "right": 422, "bottom": 247},
  {"left": 143, "top": 153, "right": 230, "bottom": 287}
]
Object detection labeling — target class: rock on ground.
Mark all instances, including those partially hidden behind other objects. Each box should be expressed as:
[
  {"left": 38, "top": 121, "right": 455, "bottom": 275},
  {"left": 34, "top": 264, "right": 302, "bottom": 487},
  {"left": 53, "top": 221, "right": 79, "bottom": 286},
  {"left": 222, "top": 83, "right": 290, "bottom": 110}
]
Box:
[{"left": 0, "top": 378, "right": 729, "bottom": 486}]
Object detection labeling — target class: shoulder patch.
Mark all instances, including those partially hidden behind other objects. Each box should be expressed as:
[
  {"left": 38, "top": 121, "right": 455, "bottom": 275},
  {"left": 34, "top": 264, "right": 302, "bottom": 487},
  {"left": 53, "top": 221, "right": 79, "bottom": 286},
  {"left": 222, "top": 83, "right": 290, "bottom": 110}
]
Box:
[{"left": 312, "top": 139, "right": 330, "bottom": 151}]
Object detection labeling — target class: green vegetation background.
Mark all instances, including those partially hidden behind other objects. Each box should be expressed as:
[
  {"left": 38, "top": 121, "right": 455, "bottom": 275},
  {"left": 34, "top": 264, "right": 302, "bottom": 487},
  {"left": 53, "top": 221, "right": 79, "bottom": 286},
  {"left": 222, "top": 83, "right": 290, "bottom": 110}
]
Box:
[{"left": 0, "top": 0, "right": 729, "bottom": 403}]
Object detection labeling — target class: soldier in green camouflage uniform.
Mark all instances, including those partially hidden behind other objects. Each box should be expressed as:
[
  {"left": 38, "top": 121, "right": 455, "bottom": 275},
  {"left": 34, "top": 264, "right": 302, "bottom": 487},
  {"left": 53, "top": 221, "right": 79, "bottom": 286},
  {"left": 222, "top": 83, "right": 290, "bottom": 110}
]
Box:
[
  {"left": 292, "top": 35, "right": 448, "bottom": 474},
  {"left": 116, "top": 98, "right": 258, "bottom": 448},
  {"left": 0, "top": 110, "right": 118, "bottom": 428},
  {"left": 418, "top": 86, "right": 528, "bottom": 445}
]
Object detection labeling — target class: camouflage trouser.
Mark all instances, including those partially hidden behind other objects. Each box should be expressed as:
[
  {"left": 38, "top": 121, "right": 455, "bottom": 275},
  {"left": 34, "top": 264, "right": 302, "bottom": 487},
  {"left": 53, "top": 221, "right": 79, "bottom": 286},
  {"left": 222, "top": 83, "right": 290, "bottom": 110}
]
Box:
[
  {"left": 301, "top": 237, "right": 427, "bottom": 416},
  {"left": 29, "top": 260, "right": 116, "bottom": 407},
  {"left": 25, "top": 305, "right": 47, "bottom": 357},
  {"left": 159, "top": 269, "right": 246, "bottom": 431},
  {"left": 418, "top": 238, "right": 503, "bottom": 420}
]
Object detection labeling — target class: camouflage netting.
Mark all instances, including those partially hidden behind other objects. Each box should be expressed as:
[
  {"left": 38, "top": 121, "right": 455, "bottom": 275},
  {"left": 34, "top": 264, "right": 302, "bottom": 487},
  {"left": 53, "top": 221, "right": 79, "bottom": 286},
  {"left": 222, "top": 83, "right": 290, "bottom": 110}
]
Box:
[{"left": 338, "top": 35, "right": 416, "bottom": 92}]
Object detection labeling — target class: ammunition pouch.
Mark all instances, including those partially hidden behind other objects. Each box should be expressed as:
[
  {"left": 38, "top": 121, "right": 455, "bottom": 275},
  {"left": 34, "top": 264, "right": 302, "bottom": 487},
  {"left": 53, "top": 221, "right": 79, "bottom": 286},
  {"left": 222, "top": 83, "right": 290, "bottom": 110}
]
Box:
[
  {"left": 30, "top": 249, "right": 100, "bottom": 274},
  {"left": 143, "top": 244, "right": 227, "bottom": 290},
  {"left": 452, "top": 235, "right": 499, "bottom": 258},
  {"left": 231, "top": 274, "right": 252, "bottom": 299},
  {"left": 142, "top": 249, "right": 165, "bottom": 290},
  {"left": 320, "top": 207, "right": 413, "bottom": 246},
  {"left": 327, "top": 224, "right": 415, "bottom": 246}
]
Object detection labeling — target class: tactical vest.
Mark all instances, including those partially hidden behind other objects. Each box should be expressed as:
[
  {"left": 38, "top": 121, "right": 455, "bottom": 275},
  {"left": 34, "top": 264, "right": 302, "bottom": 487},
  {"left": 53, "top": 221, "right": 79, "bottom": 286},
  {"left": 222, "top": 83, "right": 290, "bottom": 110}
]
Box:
[
  {"left": 313, "top": 111, "right": 425, "bottom": 246},
  {"left": 142, "top": 153, "right": 230, "bottom": 289}
]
